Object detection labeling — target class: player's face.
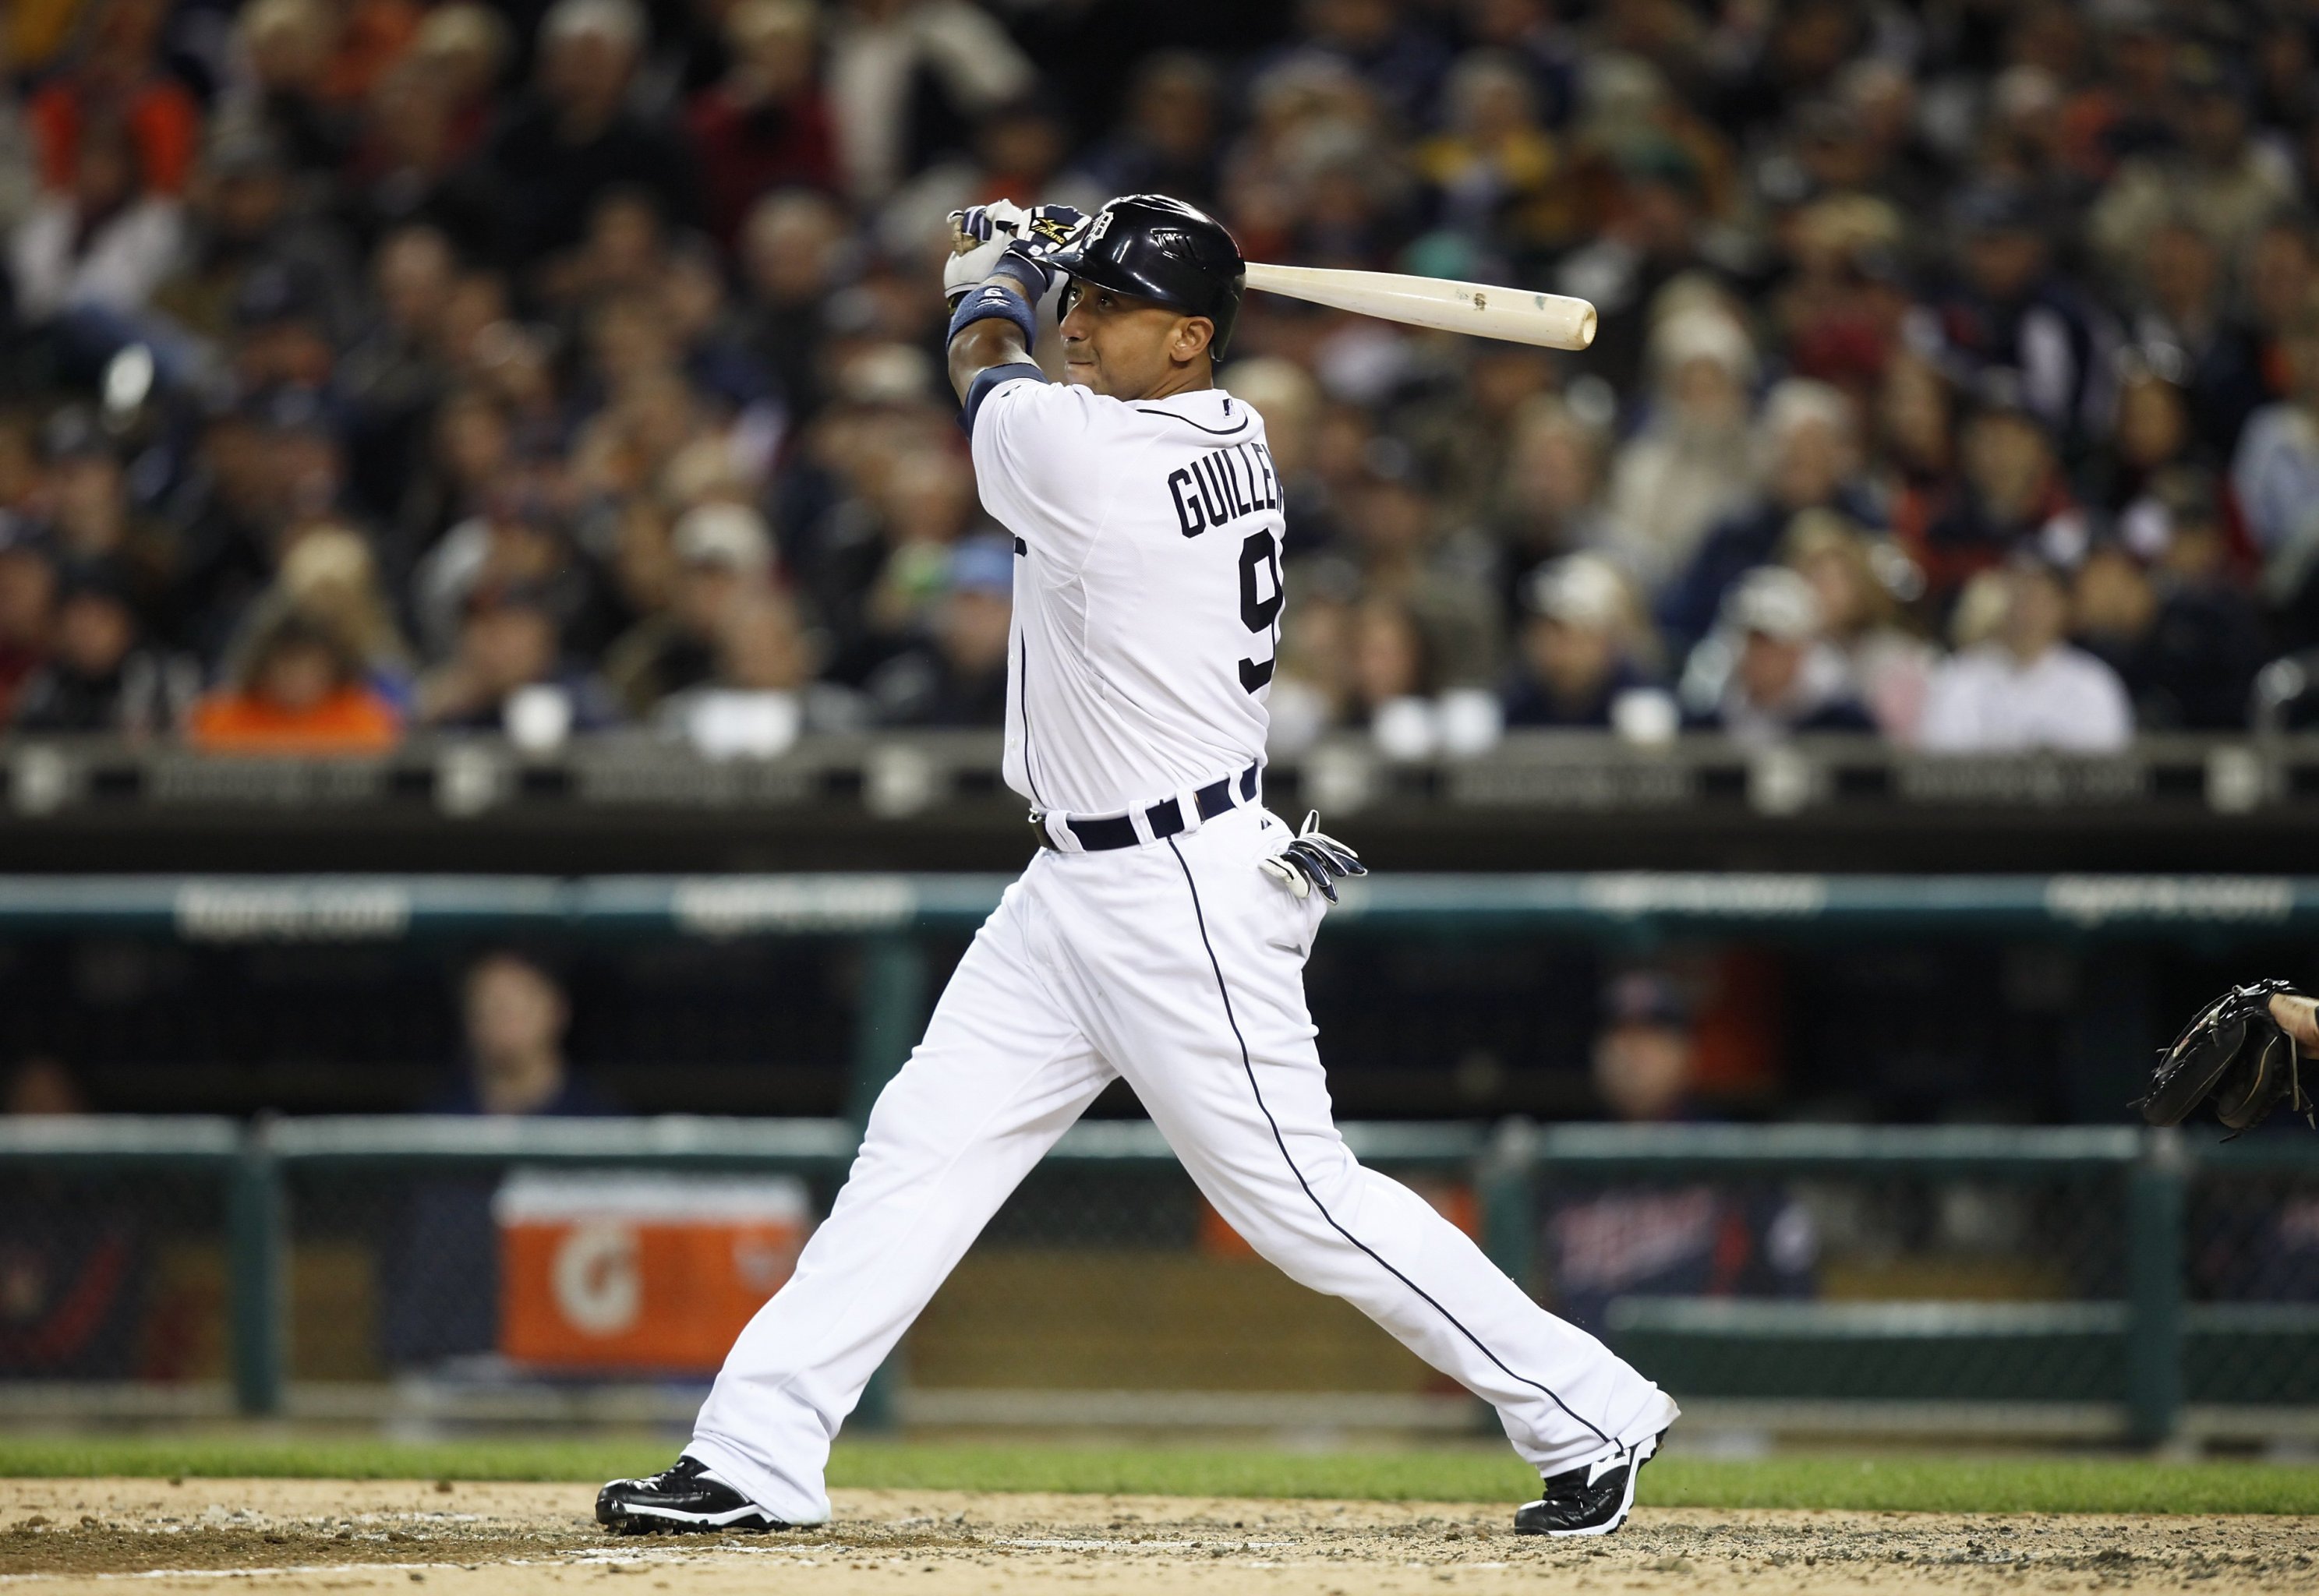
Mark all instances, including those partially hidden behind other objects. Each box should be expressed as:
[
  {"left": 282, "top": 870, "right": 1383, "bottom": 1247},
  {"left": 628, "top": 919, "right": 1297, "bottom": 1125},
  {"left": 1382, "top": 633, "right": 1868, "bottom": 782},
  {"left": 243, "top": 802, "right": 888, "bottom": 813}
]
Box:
[{"left": 1057, "top": 283, "right": 1214, "bottom": 399}]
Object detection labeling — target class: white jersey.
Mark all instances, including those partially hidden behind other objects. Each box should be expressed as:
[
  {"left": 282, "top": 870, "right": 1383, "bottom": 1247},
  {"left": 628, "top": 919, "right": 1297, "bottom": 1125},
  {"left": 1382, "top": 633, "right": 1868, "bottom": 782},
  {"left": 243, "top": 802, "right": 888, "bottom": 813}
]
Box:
[{"left": 968, "top": 376, "right": 1285, "bottom": 817}]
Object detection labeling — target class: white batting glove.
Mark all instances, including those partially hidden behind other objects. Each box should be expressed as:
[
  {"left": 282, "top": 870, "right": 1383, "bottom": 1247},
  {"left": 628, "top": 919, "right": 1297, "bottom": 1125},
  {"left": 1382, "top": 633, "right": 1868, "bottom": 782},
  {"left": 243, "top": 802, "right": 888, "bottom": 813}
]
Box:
[
  {"left": 1258, "top": 811, "right": 1369, "bottom": 903},
  {"left": 945, "top": 200, "right": 1030, "bottom": 307}
]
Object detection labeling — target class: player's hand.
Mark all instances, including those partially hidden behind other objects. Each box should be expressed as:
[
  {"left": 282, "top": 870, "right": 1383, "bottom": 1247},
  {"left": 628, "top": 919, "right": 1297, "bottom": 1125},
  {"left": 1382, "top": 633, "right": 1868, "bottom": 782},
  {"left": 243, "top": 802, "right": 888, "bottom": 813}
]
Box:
[
  {"left": 1258, "top": 810, "right": 1368, "bottom": 904},
  {"left": 995, "top": 203, "right": 1089, "bottom": 298},
  {"left": 944, "top": 200, "right": 1030, "bottom": 307}
]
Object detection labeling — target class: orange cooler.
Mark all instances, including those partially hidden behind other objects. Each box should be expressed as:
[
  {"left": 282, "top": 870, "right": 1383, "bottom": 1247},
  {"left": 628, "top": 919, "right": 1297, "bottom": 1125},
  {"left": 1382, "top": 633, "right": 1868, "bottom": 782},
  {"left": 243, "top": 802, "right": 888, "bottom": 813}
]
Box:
[{"left": 494, "top": 1173, "right": 811, "bottom": 1372}]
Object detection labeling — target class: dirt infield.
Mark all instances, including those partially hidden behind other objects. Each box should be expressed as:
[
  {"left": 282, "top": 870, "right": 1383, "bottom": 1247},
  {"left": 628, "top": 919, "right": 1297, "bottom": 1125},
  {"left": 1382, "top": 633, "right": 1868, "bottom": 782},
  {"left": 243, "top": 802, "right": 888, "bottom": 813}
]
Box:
[{"left": 2, "top": 1478, "right": 2314, "bottom": 1594}]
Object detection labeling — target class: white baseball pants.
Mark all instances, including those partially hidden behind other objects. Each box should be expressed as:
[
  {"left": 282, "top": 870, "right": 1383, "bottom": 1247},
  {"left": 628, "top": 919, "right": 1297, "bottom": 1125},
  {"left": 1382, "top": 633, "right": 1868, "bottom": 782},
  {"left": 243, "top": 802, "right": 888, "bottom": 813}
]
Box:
[{"left": 687, "top": 804, "right": 1676, "bottom": 1524}]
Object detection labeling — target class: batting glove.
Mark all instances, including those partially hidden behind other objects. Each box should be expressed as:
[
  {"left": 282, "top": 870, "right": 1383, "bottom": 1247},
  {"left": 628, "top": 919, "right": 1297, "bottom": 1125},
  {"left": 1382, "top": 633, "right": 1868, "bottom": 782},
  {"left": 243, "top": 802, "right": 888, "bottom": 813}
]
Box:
[
  {"left": 944, "top": 200, "right": 1030, "bottom": 307},
  {"left": 1258, "top": 811, "right": 1369, "bottom": 904},
  {"left": 995, "top": 203, "right": 1088, "bottom": 298}
]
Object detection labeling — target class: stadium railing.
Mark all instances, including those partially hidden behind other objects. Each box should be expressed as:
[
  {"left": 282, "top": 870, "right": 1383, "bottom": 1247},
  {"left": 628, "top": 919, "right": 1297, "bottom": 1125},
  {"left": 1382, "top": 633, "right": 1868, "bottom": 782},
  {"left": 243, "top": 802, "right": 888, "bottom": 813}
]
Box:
[
  {"left": 4, "top": 872, "right": 2317, "bottom": 1446},
  {"left": 2, "top": 1110, "right": 2314, "bottom": 1447}
]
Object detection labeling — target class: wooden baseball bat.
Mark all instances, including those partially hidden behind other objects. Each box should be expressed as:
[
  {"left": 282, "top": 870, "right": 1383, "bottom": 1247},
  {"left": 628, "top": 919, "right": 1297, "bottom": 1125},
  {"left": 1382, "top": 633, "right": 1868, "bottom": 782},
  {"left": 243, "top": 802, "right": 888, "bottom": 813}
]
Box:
[{"left": 1242, "top": 263, "right": 1596, "bottom": 351}]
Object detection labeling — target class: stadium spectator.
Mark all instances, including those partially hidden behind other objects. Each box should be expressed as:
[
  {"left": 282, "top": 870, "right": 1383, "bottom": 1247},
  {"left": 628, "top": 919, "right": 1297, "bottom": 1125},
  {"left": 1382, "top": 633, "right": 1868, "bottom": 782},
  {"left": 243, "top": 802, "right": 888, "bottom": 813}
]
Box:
[
  {"left": 1681, "top": 565, "right": 1875, "bottom": 742},
  {"left": 385, "top": 951, "right": 611, "bottom": 1366},
  {"left": 1908, "top": 373, "right": 2076, "bottom": 614},
  {"left": 481, "top": 0, "right": 700, "bottom": 272},
  {"left": 2071, "top": 479, "right": 2264, "bottom": 733},
  {"left": 1655, "top": 377, "right": 1875, "bottom": 659},
  {"left": 1920, "top": 556, "right": 2133, "bottom": 754},
  {"left": 686, "top": 0, "right": 837, "bottom": 247},
  {"left": 186, "top": 604, "right": 401, "bottom": 752},
  {"left": 865, "top": 533, "right": 1009, "bottom": 728},
  {"left": 1499, "top": 553, "right": 1661, "bottom": 731},
  {"left": 416, "top": 585, "right": 616, "bottom": 735},
  {"left": 1783, "top": 511, "right": 1934, "bottom": 744},
  {"left": 605, "top": 500, "right": 776, "bottom": 718},
  {"left": 9, "top": 0, "right": 2319, "bottom": 758},
  {"left": 12, "top": 563, "right": 186, "bottom": 733},
  {"left": 1543, "top": 973, "right": 1816, "bottom": 1337},
  {"left": 0, "top": 1055, "right": 150, "bottom": 1380},
  {"left": 1602, "top": 304, "right": 1756, "bottom": 593}
]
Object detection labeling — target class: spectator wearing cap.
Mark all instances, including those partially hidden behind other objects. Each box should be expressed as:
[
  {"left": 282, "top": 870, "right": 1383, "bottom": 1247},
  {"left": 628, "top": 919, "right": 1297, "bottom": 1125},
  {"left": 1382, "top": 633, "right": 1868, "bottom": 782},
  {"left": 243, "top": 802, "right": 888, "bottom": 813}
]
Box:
[
  {"left": 1656, "top": 377, "right": 1876, "bottom": 661},
  {"left": 479, "top": 0, "right": 703, "bottom": 272},
  {"left": 40, "top": 409, "right": 170, "bottom": 606},
  {"left": 1500, "top": 554, "right": 1662, "bottom": 730},
  {"left": 686, "top": 0, "right": 838, "bottom": 248},
  {"left": 1540, "top": 970, "right": 1817, "bottom": 1338},
  {"left": 13, "top": 562, "right": 189, "bottom": 734},
  {"left": 187, "top": 606, "right": 401, "bottom": 753},
  {"left": 1602, "top": 305, "right": 1758, "bottom": 594},
  {"left": 0, "top": 518, "right": 55, "bottom": 721},
  {"left": 1907, "top": 372, "right": 2075, "bottom": 613},
  {"left": 417, "top": 585, "right": 619, "bottom": 734},
  {"left": 1921, "top": 182, "right": 2113, "bottom": 454},
  {"left": 1681, "top": 565, "right": 1875, "bottom": 743},
  {"left": 605, "top": 500, "right": 777, "bottom": 717},
  {"left": 1919, "top": 556, "right": 2133, "bottom": 754},
  {"left": 866, "top": 535, "right": 1011, "bottom": 728}
]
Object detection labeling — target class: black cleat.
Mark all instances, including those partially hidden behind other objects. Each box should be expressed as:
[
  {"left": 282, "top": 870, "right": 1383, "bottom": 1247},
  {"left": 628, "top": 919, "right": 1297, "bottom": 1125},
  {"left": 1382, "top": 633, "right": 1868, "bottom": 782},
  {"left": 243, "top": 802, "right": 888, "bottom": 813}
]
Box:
[
  {"left": 1513, "top": 1431, "right": 1663, "bottom": 1538},
  {"left": 596, "top": 1457, "right": 791, "bottom": 1535}
]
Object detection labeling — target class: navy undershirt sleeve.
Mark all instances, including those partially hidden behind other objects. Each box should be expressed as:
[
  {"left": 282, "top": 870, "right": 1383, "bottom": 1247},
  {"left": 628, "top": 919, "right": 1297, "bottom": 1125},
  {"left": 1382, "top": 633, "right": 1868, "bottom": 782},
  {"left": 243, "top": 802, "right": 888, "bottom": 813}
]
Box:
[{"left": 960, "top": 362, "right": 1048, "bottom": 434}]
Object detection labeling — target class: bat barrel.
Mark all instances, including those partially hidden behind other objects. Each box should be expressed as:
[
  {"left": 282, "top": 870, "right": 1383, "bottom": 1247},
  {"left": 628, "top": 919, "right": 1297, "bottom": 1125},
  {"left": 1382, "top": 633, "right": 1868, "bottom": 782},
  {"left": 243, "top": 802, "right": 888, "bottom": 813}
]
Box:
[{"left": 1242, "top": 263, "right": 1596, "bottom": 351}]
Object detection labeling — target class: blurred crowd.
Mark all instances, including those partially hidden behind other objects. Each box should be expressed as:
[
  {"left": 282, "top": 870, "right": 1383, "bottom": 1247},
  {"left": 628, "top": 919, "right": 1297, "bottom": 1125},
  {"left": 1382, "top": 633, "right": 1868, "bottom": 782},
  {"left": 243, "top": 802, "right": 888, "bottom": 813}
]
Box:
[{"left": 6, "top": 0, "right": 2319, "bottom": 758}]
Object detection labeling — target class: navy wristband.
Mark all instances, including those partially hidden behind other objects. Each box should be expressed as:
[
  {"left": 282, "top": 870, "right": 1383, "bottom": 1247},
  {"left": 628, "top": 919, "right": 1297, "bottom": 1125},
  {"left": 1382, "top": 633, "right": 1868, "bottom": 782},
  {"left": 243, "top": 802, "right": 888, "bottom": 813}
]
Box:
[
  {"left": 989, "top": 249, "right": 1049, "bottom": 298},
  {"left": 946, "top": 283, "right": 1038, "bottom": 355}
]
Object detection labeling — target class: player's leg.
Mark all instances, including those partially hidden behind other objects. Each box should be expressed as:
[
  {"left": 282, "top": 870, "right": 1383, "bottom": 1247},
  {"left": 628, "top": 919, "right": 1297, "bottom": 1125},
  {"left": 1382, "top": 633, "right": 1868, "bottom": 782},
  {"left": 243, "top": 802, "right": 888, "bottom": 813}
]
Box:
[
  {"left": 649, "top": 874, "right": 1112, "bottom": 1527},
  {"left": 1047, "top": 810, "right": 1675, "bottom": 1482}
]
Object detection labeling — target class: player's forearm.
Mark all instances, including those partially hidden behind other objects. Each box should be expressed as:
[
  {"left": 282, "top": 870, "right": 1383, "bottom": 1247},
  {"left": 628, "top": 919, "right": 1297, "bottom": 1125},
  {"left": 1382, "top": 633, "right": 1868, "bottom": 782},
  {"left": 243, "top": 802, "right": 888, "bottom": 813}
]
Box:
[
  {"left": 2271, "top": 992, "right": 2319, "bottom": 1051},
  {"left": 947, "top": 277, "right": 1034, "bottom": 402}
]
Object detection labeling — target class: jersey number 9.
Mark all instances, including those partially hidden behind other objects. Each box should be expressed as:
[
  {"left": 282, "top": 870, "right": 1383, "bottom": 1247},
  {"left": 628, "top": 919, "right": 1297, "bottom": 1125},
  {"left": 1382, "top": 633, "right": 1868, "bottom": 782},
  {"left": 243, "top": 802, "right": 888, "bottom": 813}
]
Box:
[{"left": 1237, "top": 529, "right": 1283, "bottom": 693}]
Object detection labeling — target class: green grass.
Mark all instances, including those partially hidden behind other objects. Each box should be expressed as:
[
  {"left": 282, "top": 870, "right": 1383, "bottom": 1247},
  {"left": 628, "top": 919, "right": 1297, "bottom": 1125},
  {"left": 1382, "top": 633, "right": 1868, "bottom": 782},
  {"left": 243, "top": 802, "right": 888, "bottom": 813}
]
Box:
[{"left": 0, "top": 1435, "right": 2315, "bottom": 1515}]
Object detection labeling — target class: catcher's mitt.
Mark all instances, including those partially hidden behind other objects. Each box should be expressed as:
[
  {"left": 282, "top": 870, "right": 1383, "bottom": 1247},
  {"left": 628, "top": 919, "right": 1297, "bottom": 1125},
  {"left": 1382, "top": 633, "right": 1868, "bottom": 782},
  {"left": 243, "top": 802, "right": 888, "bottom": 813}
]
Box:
[{"left": 2140, "top": 979, "right": 2314, "bottom": 1134}]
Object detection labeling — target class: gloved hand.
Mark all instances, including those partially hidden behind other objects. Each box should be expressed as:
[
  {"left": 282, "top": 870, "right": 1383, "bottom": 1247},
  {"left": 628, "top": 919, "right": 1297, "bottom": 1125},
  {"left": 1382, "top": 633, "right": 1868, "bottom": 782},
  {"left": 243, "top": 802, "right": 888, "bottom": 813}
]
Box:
[
  {"left": 2140, "top": 978, "right": 2315, "bottom": 1135},
  {"left": 1258, "top": 810, "right": 1368, "bottom": 904},
  {"left": 945, "top": 200, "right": 1030, "bottom": 306},
  {"left": 992, "top": 203, "right": 1088, "bottom": 299}
]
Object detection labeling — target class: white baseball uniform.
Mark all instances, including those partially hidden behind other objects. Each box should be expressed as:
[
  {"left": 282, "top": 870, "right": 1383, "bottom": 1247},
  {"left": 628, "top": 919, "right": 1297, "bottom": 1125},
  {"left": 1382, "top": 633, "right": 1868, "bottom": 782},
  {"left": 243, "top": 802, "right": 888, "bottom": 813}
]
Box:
[{"left": 685, "top": 374, "right": 1677, "bottom": 1525}]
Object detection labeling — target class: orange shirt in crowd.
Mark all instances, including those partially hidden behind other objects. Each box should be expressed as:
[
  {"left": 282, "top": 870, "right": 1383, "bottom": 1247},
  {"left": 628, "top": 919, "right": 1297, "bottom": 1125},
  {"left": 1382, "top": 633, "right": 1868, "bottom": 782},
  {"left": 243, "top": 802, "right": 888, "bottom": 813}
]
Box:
[
  {"left": 29, "top": 76, "right": 201, "bottom": 196},
  {"left": 187, "top": 687, "right": 401, "bottom": 754}
]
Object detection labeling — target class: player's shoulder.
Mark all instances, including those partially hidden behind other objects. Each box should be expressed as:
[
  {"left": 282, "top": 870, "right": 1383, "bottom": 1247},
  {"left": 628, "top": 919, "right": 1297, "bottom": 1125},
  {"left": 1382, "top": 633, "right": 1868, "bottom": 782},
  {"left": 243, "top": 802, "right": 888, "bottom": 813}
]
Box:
[{"left": 1119, "top": 387, "right": 1265, "bottom": 444}]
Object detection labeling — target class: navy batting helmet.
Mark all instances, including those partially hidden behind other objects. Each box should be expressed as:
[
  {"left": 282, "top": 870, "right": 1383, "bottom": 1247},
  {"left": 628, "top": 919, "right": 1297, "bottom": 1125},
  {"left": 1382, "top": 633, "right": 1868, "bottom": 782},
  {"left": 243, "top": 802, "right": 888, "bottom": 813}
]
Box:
[{"left": 1048, "top": 194, "right": 1246, "bottom": 358}]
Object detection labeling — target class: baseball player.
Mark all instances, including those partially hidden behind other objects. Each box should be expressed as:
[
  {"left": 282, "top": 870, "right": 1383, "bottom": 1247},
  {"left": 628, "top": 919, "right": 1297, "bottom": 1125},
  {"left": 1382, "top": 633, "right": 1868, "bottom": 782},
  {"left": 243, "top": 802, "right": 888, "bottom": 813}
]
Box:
[{"left": 598, "top": 195, "right": 1678, "bottom": 1539}]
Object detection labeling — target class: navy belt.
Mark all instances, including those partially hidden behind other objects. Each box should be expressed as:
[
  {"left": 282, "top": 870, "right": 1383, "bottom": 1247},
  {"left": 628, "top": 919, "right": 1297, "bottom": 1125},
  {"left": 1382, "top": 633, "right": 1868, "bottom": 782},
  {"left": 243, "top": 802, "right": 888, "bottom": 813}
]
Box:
[{"left": 1036, "top": 762, "right": 1260, "bottom": 852}]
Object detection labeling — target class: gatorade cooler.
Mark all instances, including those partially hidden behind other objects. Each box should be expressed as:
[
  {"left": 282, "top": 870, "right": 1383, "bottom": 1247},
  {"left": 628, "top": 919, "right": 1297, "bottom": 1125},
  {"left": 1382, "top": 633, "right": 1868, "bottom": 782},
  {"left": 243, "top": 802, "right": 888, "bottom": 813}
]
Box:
[{"left": 495, "top": 1172, "right": 811, "bottom": 1372}]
